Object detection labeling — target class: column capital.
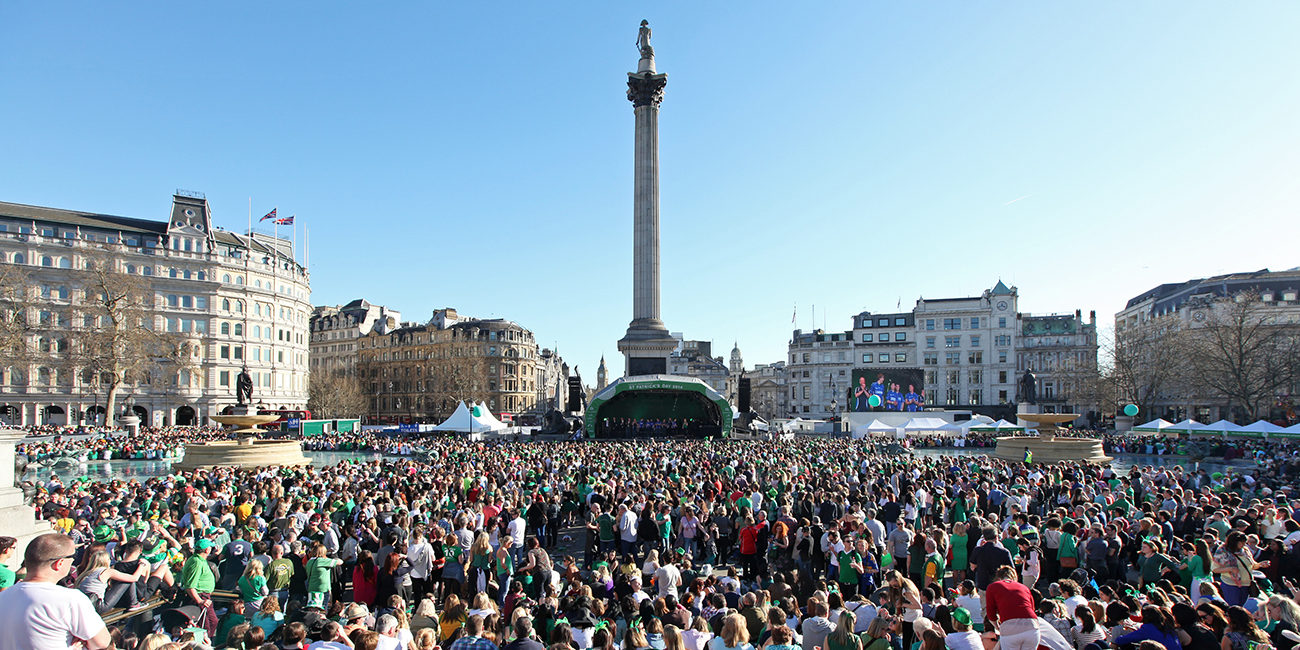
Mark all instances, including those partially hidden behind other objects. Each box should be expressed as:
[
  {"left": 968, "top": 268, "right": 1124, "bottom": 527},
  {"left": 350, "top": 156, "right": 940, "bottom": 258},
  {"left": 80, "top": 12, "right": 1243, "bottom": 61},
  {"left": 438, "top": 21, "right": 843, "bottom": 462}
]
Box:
[{"left": 627, "top": 72, "right": 667, "bottom": 108}]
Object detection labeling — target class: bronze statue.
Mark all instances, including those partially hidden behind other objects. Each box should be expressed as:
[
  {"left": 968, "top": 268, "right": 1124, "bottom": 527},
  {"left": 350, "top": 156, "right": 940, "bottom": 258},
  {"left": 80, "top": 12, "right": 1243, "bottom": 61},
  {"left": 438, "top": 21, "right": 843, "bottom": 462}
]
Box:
[
  {"left": 1018, "top": 369, "right": 1037, "bottom": 405},
  {"left": 236, "top": 366, "right": 253, "bottom": 406},
  {"left": 637, "top": 20, "right": 654, "bottom": 58}
]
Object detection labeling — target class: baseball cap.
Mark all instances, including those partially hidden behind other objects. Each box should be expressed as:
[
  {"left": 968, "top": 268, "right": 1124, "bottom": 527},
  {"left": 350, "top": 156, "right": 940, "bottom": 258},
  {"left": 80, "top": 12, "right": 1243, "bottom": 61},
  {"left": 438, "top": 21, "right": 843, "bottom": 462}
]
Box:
[{"left": 196, "top": 539, "right": 215, "bottom": 551}]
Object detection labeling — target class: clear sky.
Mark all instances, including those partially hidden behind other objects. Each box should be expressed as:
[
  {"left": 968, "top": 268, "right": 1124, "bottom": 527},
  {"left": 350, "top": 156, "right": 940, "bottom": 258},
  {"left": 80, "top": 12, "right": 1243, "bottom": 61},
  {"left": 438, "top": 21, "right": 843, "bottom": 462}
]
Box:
[{"left": 3, "top": 3, "right": 1297, "bottom": 380}]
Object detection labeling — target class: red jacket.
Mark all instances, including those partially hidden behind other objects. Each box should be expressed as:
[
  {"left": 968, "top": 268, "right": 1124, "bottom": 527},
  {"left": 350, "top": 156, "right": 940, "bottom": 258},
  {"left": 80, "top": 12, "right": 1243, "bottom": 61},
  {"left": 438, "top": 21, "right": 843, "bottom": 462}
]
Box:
[{"left": 984, "top": 579, "right": 1036, "bottom": 624}]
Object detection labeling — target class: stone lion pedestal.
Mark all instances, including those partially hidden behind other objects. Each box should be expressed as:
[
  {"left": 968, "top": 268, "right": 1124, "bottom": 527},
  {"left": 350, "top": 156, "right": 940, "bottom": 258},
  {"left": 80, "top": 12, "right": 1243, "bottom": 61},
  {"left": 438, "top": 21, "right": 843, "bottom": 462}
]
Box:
[{"left": 1, "top": 428, "right": 53, "bottom": 572}]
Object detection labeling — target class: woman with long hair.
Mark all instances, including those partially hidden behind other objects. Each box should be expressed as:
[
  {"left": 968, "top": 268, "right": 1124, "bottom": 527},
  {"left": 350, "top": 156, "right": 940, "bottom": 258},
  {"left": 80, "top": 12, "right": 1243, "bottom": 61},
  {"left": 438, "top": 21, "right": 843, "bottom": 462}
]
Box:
[
  {"left": 1221, "top": 606, "right": 1268, "bottom": 650},
  {"left": 1266, "top": 595, "right": 1300, "bottom": 650},
  {"left": 1113, "top": 606, "right": 1180, "bottom": 650},
  {"left": 468, "top": 531, "right": 493, "bottom": 596},
  {"left": 1170, "top": 603, "right": 1220, "bottom": 650},
  {"left": 75, "top": 548, "right": 149, "bottom": 614},
  {"left": 1196, "top": 603, "right": 1229, "bottom": 638},
  {"left": 950, "top": 522, "right": 969, "bottom": 584},
  {"left": 707, "top": 614, "right": 753, "bottom": 650},
  {"left": 239, "top": 559, "right": 269, "bottom": 611},
  {"left": 1070, "top": 605, "right": 1105, "bottom": 650},
  {"left": 251, "top": 594, "right": 285, "bottom": 638},
  {"left": 439, "top": 594, "right": 467, "bottom": 645},
  {"left": 1213, "top": 532, "right": 1267, "bottom": 608},
  {"left": 441, "top": 532, "right": 465, "bottom": 603},
  {"left": 885, "top": 570, "right": 923, "bottom": 648},
  {"left": 1185, "top": 540, "right": 1214, "bottom": 598},
  {"left": 354, "top": 550, "right": 379, "bottom": 607},
  {"left": 826, "top": 610, "right": 862, "bottom": 650},
  {"left": 861, "top": 616, "right": 892, "bottom": 650}
]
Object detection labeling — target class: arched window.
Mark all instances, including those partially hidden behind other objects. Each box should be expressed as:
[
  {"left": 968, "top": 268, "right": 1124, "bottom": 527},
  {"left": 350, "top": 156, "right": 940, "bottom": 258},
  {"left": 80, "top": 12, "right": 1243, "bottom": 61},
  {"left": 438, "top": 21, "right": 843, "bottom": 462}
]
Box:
[
  {"left": 41, "top": 256, "right": 53, "bottom": 267},
  {"left": 58, "top": 257, "right": 71, "bottom": 268},
  {"left": 222, "top": 298, "right": 230, "bottom": 311},
  {"left": 235, "top": 300, "right": 244, "bottom": 313},
  {"left": 235, "top": 276, "right": 244, "bottom": 285},
  {"left": 234, "top": 323, "right": 243, "bottom": 336},
  {"left": 167, "top": 295, "right": 178, "bottom": 307},
  {"left": 126, "top": 265, "right": 136, "bottom": 274},
  {"left": 37, "top": 367, "right": 51, "bottom": 385},
  {"left": 40, "top": 286, "right": 51, "bottom": 298},
  {"left": 221, "top": 322, "right": 230, "bottom": 335},
  {"left": 38, "top": 338, "right": 50, "bottom": 353},
  {"left": 197, "top": 271, "right": 205, "bottom": 280},
  {"left": 183, "top": 269, "right": 191, "bottom": 279},
  {"left": 253, "top": 325, "right": 261, "bottom": 338},
  {"left": 169, "top": 268, "right": 178, "bottom": 278},
  {"left": 12, "top": 253, "right": 23, "bottom": 264},
  {"left": 222, "top": 274, "right": 231, "bottom": 283},
  {"left": 142, "top": 266, "right": 152, "bottom": 276},
  {"left": 255, "top": 279, "right": 262, "bottom": 289}
]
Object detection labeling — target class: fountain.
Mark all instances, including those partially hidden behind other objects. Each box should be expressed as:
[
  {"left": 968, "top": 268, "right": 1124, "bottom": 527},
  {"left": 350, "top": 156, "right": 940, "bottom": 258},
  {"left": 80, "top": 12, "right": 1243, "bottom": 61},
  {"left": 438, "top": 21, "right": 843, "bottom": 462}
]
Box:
[
  {"left": 993, "top": 412, "right": 1111, "bottom": 464},
  {"left": 173, "top": 370, "right": 310, "bottom": 470}
]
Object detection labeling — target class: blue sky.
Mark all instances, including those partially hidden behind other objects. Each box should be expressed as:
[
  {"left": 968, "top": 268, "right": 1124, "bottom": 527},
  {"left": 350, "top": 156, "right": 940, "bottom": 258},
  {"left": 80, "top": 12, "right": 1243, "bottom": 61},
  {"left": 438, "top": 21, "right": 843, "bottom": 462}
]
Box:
[{"left": 3, "top": 3, "right": 1297, "bottom": 380}]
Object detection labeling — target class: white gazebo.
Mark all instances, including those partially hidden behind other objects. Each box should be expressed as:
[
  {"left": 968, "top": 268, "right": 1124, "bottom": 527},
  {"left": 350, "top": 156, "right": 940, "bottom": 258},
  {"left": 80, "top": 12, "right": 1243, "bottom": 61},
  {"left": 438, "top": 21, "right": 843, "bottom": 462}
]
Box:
[{"left": 1133, "top": 418, "right": 1176, "bottom": 432}]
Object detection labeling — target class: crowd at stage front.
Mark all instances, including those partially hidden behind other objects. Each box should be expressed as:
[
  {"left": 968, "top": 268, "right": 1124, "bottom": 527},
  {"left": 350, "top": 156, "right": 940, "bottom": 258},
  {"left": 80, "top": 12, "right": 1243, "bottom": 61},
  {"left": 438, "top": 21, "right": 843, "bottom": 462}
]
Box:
[{"left": 5, "top": 430, "right": 1300, "bottom": 650}]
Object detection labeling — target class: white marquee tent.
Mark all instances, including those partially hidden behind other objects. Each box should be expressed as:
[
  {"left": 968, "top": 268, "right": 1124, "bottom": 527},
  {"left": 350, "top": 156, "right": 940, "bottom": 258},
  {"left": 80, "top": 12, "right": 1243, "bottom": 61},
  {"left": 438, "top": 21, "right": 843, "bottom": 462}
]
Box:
[
  {"left": 852, "top": 420, "right": 901, "bottom": 439},
  {"left": 1133, "top": 418, "right": 1176, "bottom": 432},
  {"left": 431, "top": 401, "right": 505, "bottom": 433}
]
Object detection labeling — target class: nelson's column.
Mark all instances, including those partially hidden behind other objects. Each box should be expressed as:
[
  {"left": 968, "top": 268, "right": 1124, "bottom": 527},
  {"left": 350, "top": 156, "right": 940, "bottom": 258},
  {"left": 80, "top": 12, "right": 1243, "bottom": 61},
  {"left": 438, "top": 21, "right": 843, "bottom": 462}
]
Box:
[{"left": 618, "top": 20, "right": 680, "bottom": 377}]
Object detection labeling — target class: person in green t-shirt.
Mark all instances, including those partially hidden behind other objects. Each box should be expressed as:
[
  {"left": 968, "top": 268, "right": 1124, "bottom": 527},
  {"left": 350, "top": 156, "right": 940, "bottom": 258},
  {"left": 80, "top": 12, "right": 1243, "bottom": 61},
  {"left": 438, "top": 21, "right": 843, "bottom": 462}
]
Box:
[
  {"left": 181, "top": 539, "right": 219, "bottom": 637},
  {"left": 922, "top": 538, "right": 946, "bottom": 590},
  {"left": 304, "top": 543, "right": 341, "bottom": 610},
  {"left": 0, "top": 535, "right": 17, "bottom": 590},
  {"left": 596, "top": 509, "right": 617, "bottom": 555},
  {"left": 837, "top": 546, "right": 863, "bottom": 597},
  {"left": 265, "top": 544, "right": 294, "bottom": 603}
]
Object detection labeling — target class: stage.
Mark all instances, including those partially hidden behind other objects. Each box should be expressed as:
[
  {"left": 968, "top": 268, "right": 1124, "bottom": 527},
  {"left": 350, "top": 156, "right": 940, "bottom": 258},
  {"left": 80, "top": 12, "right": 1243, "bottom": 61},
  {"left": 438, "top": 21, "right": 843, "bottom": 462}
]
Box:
[{"left": 584, "top": 375, "right": 733, "bottom": 439}]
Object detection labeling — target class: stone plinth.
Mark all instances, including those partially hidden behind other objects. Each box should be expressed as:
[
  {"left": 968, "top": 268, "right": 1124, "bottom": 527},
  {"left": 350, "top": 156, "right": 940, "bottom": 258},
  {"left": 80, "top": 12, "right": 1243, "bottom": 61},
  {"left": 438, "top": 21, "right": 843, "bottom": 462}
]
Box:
[
  {"left": 1, "top": 429, "right": 53, "bottom": 572},
  {"left": 994, "top": 412, "right": 1111, "bottom": 465}
]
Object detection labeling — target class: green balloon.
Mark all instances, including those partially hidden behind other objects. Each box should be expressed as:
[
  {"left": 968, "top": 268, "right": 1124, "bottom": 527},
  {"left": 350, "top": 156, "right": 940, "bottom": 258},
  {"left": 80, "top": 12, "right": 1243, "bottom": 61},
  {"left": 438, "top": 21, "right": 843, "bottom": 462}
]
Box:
[
  {"left": 472, "top": 406, "right": 483, "bottom": 417},
  {"left": 868, "top": 395, "right": 882, "bottom": 408},
  {"left": 1123, "top": 404, "right": 1138, "bottom": 417}
]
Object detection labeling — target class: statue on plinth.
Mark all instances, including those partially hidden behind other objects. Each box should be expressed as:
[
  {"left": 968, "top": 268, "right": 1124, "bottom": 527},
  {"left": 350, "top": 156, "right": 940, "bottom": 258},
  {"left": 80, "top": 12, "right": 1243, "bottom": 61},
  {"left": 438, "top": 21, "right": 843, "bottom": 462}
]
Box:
[
  {"left": 1018, "top": 369, "right": 1037, "bottom": 405},
  {"left": 236, "top": 367, "right": 254, "bottom": 406},
  {"left": 637, "top": 20, "right": 654, "bottom": 58}
]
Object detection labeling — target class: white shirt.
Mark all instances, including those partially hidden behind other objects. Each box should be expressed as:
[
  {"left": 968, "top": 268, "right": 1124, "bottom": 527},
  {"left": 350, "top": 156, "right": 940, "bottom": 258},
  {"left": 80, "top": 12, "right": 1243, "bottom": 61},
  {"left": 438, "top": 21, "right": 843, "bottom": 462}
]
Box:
[
  {"left": 508, "top": 517, "right": 527, "bottom": 546},
  {"left": 0, "top": 582, "right": 106, "bottom": 650},
  {"left": 307, "top": 643, "right": 351, "bottom": 650},
  {"left": 654, "top": 563, "right": 681, "bottom": 597},
  {"left": 375, "top": 635, "right": 401, "bottom": 650}
]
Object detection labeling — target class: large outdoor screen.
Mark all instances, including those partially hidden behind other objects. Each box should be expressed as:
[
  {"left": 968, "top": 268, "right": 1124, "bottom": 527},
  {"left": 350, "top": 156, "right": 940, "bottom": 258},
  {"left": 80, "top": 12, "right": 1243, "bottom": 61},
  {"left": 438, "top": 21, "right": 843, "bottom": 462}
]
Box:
[{"left": 846, "top": 368, "right": 925, "bottom": 412}]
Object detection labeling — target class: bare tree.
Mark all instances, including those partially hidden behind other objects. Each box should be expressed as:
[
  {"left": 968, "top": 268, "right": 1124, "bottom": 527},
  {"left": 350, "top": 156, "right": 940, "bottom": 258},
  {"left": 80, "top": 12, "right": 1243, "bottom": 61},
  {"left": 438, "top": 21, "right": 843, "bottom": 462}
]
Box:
[
  {"left": 1186, "top": 291, "right": 1300, "bottom": 420},
  {"left": 0, "top": 264, "right": 35, "bottom": 371},
  {"left": 1105, "top": 318, "right": 1191, "bottom": 419},
  {"left": 306, "top": 370, "right": 368, "bottom": 420},
  {"left": 69, "top": 247, "right": 197, "bottom": 428},
  {"left": 425, "top": 348, "right": 489, "bottom": 418}
]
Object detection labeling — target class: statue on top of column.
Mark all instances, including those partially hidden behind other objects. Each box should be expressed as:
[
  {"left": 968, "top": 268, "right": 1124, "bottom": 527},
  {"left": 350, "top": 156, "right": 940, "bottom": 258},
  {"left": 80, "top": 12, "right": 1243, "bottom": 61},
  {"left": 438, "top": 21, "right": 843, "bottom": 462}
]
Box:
[{"left": 637, "top": 20, "right": 654, "bottom": 59}]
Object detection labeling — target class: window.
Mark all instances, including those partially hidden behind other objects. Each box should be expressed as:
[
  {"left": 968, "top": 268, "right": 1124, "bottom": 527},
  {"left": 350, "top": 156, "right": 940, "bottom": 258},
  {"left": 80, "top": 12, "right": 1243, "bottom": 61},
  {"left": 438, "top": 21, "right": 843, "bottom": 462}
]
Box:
[
  {"left": 41, "top": 256, "right": 53, "bottom": 267},
  {"left": 969, "top": 389, "right": 983, "bottom": 405},
  {"left": 995, "top": 335, "right": 1011, "bottom": 346},
  {"left": 999, "top": 370, "right": 1008, "bottom": 383},
  {"left": 220, "top": 345, "right": 230, "bottom": 359},
  {"left": 862, "top": 354, "right": 873, "bottom": 364},
  {"left": 926, "top": 389, "right": 937, "bottom": 404},
  {"left": 877, "top": 319, "right": 888, "bottom": 327},
  {"left": 970, "top": 335, "right": 980, "bottom": 347},
  {"left": 895, "top": 353, "right": 906, "bottom": 362},
  {"left": 196, "top": 297, "right": 206, "bottom": 310},
  {"left": 923, "top": 352, "right": 937, "bottom": 365},
  {"left": 219, "top": 371, "right": 230, "bottom": 386},
  {"left": 999, "top": 317, "right": 1007, "bottom": 328},
  {"left": 970, "top": 369, "right": 982, "bottom": 384},
  {"left": 802, "top": 386, "right": 810, "bottom": 399},
  {"left": 946, "top": 387, "right": 959, "bottom": 405},
  {"left": 926, "top": 337, "right": 935, "bottom": 349},
  {"left": 925, "top": 370, "right": 938, "bottom": 384},
  {"left": 234, "top": 323, "right": 243, "bottom": 336},
  {"left": 925, "top": 319, "right": 935, "bottom": 331},
  {"left": 945, "top": 336, "right": 960, "bottom": 348},
  {"left": 802, "top": 353, "right": 810, "bottom": 363},
  {"left": 234, "top": 346, "right": 243, "bottom": 360},
  {"left": 862, "top": 333, "right": 872, "bottom": 342},
  {"left": 895, "top": 318, "right": 906, "bottom": 326},
  {"left": 142, "top": 266, "right": 152, "bottom": 276},
  {"left": 999, "top": 351, "right": 1007, "bottom": 363},
  {"left": 878, "top": 353, "right": 889, "bottom": 362},
  {"left": 944, "top": 318, "right": 961, "bottom": 330},
  {"left": 968, "top": 351, "right": 983, "bottom": 364},
  {"left": 1044, "top": 382, "right": 1055, "bottom": 399},
  {"left": 862, "top": 319, "right": 872, "bottom": 328},
  {"left": 999, "top": 390, "right": 1008, "bottom": 404},
  {"left": 12, "top": 253, "right": 23, "bottom": 264},
  {"left": 220, "top": 322, "right": 230, "bottom": 335},
  {"left": 181, "top": 296, "right": 193, "bottom": 309},
  {"left": 946, "top": 352, "right": 961, "bottom": 365},
  {"left": 58, "top": 257, "right": 72, "bottom": 269},
  {"left": 235, "top": 276, "right": 244, "bottom": 285},
  {"left": 970, "top": 317, "right": 980, "bottom": 328},
  {"left": 896, "top": 332, "right": 906, "bottom": 341}
]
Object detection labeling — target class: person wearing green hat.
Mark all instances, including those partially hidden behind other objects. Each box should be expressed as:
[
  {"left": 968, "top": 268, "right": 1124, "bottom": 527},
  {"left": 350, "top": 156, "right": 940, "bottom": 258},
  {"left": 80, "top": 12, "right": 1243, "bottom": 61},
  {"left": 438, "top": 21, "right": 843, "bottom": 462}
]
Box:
[
  {"left": 944, "top": 607, "right": 984, "bottom": 650},
  {"left": 181, "top": 539, "right": 219, "bottom": 637}
]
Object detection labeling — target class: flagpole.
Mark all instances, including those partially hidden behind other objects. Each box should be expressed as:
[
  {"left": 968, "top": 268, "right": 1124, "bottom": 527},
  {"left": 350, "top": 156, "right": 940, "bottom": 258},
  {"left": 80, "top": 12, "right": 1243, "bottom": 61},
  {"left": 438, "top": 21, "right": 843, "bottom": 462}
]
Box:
[
  {"left": 273, "top": 206, "right": 278, "bottom": 279},
  {"left": 247, "top": 198, "right": 251, "bottom": 238}
]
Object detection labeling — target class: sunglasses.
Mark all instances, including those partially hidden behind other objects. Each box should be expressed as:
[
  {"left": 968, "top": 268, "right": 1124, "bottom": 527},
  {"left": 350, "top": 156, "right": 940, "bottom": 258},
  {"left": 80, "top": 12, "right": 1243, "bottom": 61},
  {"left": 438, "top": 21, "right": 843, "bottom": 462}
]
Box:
[{"left": 42, "top": 553, "right": 76, "bottom": 564}]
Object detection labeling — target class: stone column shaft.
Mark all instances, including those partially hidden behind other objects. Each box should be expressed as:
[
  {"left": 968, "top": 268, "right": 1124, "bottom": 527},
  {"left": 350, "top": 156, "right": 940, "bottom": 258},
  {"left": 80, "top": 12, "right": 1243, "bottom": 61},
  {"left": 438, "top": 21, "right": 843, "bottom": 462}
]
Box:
[{"left": 633, "top": 102, "right": 660, "bottom": 322}]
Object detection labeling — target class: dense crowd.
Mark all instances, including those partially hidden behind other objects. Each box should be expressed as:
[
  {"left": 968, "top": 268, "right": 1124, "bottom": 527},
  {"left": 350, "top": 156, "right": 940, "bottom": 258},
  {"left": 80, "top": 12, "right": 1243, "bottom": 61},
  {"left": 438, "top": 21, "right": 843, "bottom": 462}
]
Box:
[{"left": 6, "top": 434, "right": 1300, "bottom": 650}]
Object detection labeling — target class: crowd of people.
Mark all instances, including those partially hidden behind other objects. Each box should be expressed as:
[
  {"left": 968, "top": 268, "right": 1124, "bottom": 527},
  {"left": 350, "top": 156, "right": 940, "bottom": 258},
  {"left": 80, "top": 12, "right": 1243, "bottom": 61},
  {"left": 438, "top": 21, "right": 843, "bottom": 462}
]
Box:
[{"left": 6, "top": 433, "right": 1300, "bottom": 650}]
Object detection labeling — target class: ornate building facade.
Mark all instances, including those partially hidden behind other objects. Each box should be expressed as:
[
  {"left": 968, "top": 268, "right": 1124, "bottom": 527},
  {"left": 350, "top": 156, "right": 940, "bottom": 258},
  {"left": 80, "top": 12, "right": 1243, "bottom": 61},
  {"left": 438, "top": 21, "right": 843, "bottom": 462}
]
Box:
[
  {"left": 309, "top": 300, "right": 400, "bottom": 375},
  {"left": 355, "top": 311, "right": 565, "bottom": 424},
  {"left": 0, "top": 192, "right": 310, "bottom": 427}
]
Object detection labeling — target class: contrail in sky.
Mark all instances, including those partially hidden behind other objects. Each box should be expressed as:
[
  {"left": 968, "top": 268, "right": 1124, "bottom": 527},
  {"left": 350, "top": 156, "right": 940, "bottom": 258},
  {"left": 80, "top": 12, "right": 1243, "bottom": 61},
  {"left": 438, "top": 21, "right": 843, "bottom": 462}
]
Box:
[{"left": 1004, "top": 194, "right": 1033, "bottom": 205}]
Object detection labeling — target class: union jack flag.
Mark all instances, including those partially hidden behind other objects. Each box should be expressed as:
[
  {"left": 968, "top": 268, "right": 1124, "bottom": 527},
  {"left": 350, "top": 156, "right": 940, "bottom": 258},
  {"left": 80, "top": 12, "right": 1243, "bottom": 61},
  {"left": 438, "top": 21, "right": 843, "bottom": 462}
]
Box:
[
  {"left": 274, "top": 215, "right": 294, "bottom": 225},
  {"left": 259, "top": 208, "right": 277, "bottom": 222}
]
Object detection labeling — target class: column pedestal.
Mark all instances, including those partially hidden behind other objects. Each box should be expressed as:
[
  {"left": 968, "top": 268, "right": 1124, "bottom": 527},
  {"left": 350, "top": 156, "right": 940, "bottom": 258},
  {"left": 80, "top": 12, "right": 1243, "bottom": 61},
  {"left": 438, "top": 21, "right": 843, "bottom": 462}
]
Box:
[{"left": 0, "top": 430, "right": 53, "bottom": 572}]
